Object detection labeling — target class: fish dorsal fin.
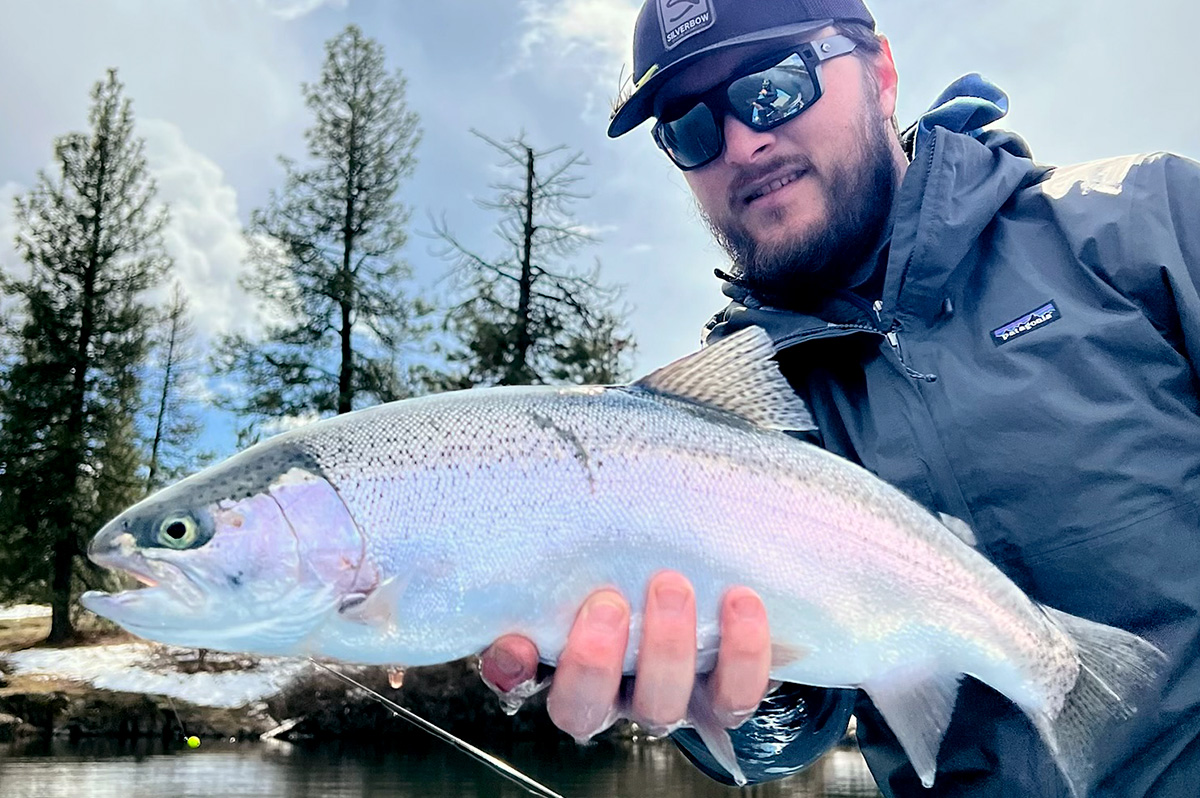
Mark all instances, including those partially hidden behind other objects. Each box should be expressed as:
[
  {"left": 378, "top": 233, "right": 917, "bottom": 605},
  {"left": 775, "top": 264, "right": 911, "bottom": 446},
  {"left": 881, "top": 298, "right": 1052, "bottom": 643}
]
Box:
[{"left": 632, "top": 327, "right": 816, "bottom": 432}]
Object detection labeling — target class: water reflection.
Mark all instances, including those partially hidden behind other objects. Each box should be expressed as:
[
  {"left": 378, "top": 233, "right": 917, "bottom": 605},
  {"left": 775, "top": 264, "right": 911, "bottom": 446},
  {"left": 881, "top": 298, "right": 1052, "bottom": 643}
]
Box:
[{"left": 0, "top": 737, "right": 881, "bottom": 798}]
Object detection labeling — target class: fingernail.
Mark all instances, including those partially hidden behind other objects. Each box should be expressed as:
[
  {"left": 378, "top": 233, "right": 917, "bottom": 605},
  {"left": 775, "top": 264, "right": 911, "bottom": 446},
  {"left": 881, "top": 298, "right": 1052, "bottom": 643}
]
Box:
[
  {"left": 585, "top": 597, "right": 626, "bottom": 632},
  {"left": 654, "top": 584, "right": 689, "bottom": 615},
  {"left": 731, "top": 593, "right": 763, "bottom": 620},
  {"left": 491, "top": 647, "right": 526, "bottom": 680}
]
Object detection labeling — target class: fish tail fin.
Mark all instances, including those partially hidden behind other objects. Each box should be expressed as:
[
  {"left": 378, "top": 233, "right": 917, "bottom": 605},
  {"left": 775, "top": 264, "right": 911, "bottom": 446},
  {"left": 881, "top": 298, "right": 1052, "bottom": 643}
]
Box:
[{"left": 1033, "top": 606, "right": 1167, "bottom": 796}]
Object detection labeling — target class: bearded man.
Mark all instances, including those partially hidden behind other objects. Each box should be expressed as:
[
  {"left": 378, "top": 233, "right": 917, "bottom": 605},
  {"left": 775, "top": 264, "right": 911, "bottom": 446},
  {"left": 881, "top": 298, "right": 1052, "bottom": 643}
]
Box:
[{"left": 481, "top": 2, "right": 1200, "bottom": 795}]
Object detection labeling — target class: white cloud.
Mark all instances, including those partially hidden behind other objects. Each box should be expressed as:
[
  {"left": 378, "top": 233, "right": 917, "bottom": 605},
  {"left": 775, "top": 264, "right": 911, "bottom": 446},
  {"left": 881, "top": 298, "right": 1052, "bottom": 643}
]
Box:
[
  {"left": 139, "top": 119, "right": 254, "bottom": 344},
  {"left": 0, "top": 132, "right": 257, "bottom": 350},
  {"left": 256, "top": 0, "right": 349, "bottom": 21},
  {"left": 517, "top": 0, "right": 638, "bottom": 79},
  {"left": 261, "top": 411, "right": 324, "bottom": 436}
]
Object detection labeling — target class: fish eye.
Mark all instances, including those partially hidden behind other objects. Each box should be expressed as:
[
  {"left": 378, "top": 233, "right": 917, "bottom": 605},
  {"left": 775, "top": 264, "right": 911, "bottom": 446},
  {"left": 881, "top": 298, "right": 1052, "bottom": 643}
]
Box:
[{"left": 158, "top": 516, "right": 198, "bottom": 549}]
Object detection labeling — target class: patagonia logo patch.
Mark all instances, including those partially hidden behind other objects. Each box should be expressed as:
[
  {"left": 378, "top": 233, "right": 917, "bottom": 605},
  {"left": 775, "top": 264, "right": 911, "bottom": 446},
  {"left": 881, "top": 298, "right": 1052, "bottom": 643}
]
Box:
[
  {"left": 658, "top": 0, "right": 714, "bottom": 49},
  {"left": 991, "top": 301, "right": 1061, "bottom": 346}
]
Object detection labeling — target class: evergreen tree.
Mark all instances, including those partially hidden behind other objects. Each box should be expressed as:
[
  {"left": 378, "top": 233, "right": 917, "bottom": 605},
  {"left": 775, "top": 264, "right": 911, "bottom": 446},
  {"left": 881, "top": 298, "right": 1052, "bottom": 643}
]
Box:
[
  {"left": 216, "top": 24, "right": 424, "bottom": 430},
  {"left": 145, "top": 284, "right": 208, "bottom": 493},
  {"left": 432, "top": 132, "right": 633, "bottom": 388},
  {"left": 0, "top": 69, "right": 169, "bottom": 642}
]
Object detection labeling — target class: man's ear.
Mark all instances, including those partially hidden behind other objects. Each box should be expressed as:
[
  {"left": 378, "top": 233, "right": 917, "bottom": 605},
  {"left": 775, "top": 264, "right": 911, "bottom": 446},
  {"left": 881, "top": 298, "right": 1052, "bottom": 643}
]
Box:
[{"left": 872, "top": 35, "right": 900, "bottom": 119}]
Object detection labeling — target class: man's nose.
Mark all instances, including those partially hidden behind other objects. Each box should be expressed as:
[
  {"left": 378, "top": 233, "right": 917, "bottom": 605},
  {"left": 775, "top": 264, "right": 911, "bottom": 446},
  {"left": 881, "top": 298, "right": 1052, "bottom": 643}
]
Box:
[{"left": 721, "top": 115, "right": 776, "bottom": 165}]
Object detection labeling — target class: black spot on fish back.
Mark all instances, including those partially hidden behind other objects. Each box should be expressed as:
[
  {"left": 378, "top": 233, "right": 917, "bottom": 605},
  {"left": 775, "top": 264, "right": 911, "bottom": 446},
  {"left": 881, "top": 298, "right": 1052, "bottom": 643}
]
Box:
[{"left": 186, "top": 443, "right": 327, "bottom": 507}]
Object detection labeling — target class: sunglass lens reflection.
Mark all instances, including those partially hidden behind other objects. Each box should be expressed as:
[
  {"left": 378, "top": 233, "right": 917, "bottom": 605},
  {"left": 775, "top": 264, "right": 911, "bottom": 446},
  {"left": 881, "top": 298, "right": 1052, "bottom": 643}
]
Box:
[{"left": 660, "top": 103, "right": 723, "bottom": 169}]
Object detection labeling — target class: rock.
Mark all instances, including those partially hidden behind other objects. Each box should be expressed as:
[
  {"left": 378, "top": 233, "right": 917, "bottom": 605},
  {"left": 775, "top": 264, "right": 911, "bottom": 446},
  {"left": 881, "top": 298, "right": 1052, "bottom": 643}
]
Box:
[
  {"left": 264, "top": 657, "right": 566, "bottom": 743},
  {"left": 0, "top": 712, "right": 24, "bottom": 742},
  {"left": 260, "top": 716, "right": 304, "bottom": 741},
  {"left": 0, "top": 689, "right": 275, "bottom": 741}
]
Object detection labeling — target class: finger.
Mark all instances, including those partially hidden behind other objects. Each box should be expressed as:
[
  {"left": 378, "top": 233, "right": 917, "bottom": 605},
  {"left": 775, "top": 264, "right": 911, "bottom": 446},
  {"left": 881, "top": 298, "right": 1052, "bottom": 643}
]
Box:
[
  {"left": 546, "top": 590, "right": 630, "bottom": 742},
  {"left": 631, "top": 571, "right": 697, "bottom": 729},
  {"left": 710, "top": 586, "right": 772, "bottom": 727},
  {"left": 479, "top": 634, "right": 540, "bottom": 694}
]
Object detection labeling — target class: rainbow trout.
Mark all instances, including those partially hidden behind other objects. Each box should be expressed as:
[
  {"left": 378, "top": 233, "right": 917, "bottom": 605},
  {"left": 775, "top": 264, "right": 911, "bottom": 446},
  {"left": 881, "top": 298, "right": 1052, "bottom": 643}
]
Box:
[{"left": 82, "top": 328, "right": 1163, "bottom": 792}]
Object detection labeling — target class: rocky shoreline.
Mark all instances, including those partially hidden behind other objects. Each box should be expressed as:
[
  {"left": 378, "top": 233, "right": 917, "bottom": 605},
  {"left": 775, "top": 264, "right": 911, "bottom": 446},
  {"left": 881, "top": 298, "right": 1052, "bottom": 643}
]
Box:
[
  {"left": 0, "top": 654, "right": 569, "bottom": 746},
  {"left": 0, "top": 606, "right": 573, "bottom": 746}
]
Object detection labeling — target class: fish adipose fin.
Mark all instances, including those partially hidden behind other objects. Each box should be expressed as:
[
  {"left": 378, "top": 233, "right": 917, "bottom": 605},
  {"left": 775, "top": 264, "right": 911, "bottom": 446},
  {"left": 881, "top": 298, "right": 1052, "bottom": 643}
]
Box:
[
  {"left": 937, "top": 513, "right": 978, "bottom": 547},
  {"left": 862, "top": 665, "right": 962, "bottom": 788},
  {"left": 1031, "top": 606, "right": 1167, "bottom": 797},
  {"left": 632, "top": 326, "right": 816, "bottom": 433}
]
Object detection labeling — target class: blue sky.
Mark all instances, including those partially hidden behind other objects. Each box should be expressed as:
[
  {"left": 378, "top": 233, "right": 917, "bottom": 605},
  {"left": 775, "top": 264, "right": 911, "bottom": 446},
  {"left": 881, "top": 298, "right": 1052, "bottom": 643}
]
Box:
[{"left": 1, "top": 0, "right": 1197, "bottom": 457}]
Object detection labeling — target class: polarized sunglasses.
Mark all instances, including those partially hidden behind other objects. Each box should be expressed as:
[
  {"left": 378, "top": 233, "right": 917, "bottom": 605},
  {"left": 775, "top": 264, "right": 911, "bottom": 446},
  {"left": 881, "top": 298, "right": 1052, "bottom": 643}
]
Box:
[{"left": 652, "top": 34, "right": 858, "bottom": 171}]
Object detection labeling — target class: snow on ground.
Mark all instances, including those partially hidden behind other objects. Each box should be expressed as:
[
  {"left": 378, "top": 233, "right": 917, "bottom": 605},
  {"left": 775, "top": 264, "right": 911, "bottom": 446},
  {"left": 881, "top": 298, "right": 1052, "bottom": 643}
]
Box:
[
  {"left": 0, "top": 604, "right": 52, "bottom": 621},
  {"left": 2, "top": 643, "right": 310, "bottom": 708}
]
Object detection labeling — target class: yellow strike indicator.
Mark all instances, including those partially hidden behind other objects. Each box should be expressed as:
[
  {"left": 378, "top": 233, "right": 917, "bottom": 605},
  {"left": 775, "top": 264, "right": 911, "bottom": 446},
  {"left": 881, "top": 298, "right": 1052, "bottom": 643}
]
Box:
[{"left": 186, "top": 736, "right": 200, "bottom": 749}]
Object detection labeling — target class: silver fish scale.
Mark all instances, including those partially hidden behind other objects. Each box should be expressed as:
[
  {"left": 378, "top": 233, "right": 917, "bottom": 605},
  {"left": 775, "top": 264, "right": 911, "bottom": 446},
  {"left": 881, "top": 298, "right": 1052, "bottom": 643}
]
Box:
[{"left": 277, "top": 383, "right": 1074, "bottom": 699}]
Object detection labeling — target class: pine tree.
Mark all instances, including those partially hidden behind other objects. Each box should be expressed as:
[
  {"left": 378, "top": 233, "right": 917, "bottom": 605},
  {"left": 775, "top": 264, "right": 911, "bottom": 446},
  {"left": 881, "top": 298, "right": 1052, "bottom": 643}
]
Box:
[
  {"left": 0, "top": 69, "right": 169, "bottom": 642},
  {"left": 216, "top": 24, "right": 424, "bottom": 430},
  {"left": 145, "top": 284, "right": 208, "bottom": 493},
  {"left": 432, "top": 132, "right": 633, "bottom": 389}
]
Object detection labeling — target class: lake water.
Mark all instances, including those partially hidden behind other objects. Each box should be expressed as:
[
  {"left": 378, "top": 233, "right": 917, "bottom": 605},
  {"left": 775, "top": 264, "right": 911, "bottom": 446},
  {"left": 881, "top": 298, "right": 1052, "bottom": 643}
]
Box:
[{"left": 0, "top": 737, "right": 882, "bottom": 797}]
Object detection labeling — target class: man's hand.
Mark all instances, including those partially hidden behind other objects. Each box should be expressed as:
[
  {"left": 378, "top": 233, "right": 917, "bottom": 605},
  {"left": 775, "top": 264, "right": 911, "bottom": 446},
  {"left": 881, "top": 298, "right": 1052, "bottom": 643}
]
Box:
[{"left": 479, "top": 571, "right": 772, "bottom": 740}]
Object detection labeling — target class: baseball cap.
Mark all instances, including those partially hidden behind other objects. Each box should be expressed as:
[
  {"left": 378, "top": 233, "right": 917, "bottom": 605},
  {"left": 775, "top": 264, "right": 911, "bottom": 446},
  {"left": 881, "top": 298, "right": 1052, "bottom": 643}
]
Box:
[{"left": 608, "top": 0, "right": 876, "bottom": 138}]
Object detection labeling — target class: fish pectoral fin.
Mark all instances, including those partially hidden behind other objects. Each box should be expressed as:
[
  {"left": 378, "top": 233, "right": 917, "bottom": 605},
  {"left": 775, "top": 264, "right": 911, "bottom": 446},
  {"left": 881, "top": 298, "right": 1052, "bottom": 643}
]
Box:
[
  {"left": 686, "top": 683, "right": 748, "bottom": 787},
  {"left": 771, "top": 642, "right": 809, "bottom": 669},
  {"left": 337, "top": 576, "right": 409, "bottom": 627},
  {"left": 862, "top": 665, "right": 962, "bottom": 789}
]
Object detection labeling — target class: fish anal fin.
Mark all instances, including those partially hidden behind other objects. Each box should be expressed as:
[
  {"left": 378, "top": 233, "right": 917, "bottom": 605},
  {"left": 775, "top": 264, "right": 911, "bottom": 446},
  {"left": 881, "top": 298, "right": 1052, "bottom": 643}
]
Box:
[
  {"left": 687, "top": 682, "right": 748, "bottom": 787},
  {"left": 337, "top": 576, "right": 408, "bottom": 627},
  {"left": 631, "top": 327, "right": 816, "bottom": 433},
  {"left": 862, "top": 665, "right": 961, "bottom": 789}
]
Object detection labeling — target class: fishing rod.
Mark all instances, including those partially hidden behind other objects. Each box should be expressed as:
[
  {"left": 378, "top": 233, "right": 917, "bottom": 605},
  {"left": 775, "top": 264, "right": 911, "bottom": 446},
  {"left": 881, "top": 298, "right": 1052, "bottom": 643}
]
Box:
[{"left": 307, "top": 658, "right": 565, "bottom": 798}]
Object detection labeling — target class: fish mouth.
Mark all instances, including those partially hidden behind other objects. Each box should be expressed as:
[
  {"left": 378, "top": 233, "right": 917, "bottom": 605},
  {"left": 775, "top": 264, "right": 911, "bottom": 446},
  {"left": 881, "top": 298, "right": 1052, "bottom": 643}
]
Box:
[
  {"left": 82, "top": 548, "right": 206, "bottom": 625},
  {"left": 98, "top": 552, "right": 162, "bottom": 588}
]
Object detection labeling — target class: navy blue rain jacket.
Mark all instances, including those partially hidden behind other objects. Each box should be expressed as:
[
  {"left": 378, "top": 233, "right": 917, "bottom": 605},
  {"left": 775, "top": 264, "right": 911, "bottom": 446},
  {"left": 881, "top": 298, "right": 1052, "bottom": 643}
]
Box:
[{"left": 673, "top": 76, "right": 1200, "bottom": 797}]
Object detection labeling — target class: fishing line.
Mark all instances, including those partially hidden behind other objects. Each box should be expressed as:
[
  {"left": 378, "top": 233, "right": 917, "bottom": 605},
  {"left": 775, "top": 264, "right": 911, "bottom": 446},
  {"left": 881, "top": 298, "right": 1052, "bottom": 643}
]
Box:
[
  {"left": 308, "top": 658, "right": 565, "bottom": 798},
  {"left": 166, "top": 695, "right": 187, "bottom": 737},
  {"left": 165, "top": 694, "right": 200, "bottom": 748}
]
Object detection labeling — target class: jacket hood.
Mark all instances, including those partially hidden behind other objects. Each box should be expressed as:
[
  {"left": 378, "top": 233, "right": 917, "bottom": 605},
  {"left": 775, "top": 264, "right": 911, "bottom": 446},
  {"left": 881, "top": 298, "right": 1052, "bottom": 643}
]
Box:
[{"left": 707, "top": 74, "right": 1048, "bottom": 344}]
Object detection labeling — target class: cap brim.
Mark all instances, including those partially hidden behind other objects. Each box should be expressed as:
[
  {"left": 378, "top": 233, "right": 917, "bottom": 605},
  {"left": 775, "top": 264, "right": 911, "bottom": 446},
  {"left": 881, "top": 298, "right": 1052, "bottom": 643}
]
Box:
[{"left": 607, "top": 19, "right": 834, "bottom": 138}]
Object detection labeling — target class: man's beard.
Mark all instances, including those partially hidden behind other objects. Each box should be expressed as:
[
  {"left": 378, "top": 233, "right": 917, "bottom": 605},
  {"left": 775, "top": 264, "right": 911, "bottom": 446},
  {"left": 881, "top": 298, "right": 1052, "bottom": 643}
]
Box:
[{"left": 702, "top": 107, "right": 899, "bottom": 305}]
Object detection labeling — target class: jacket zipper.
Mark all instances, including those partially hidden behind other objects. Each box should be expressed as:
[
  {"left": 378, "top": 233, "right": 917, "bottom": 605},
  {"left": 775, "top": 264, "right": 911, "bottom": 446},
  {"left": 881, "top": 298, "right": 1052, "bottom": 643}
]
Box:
[
  {"left": 851, "top": 127, "right": 941, "bottom": 383},
  {"left": 871, "top": 299, "right": 938, "bottom": 383}
]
